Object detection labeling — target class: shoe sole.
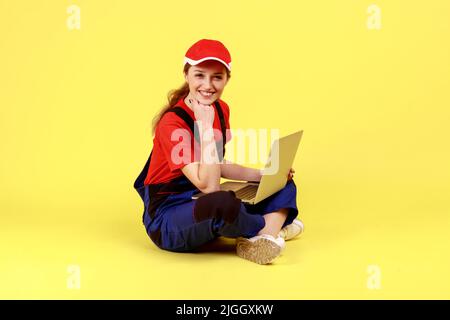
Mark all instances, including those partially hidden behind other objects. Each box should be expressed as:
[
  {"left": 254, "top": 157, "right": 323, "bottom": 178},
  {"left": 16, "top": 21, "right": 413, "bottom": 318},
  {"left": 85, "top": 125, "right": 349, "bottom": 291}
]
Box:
[{"left": 236, "top": 237, "right": 282, "bottom": 265}]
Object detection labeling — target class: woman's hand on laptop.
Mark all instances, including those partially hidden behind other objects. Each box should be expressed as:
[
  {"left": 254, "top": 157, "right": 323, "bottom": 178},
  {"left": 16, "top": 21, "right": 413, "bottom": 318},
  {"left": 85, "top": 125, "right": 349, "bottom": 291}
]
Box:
[
  {"left": 287, "top": 168, "right": 295, "bottom": 181},
  {"left": 220, "top": 160, "right": 263, "bottom": 182}
]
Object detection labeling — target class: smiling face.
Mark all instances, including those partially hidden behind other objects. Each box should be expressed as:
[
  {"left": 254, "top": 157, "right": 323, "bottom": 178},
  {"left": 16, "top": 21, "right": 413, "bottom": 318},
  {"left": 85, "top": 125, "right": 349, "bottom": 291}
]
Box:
[{"left": 184, "top": 60, "right": 229, "bottom": 105}]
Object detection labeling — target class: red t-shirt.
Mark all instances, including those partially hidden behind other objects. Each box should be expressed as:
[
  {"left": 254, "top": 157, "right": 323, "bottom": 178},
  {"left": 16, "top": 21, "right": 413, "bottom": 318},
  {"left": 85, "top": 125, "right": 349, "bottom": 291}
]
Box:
[{"left": 144, "top": 97, "right": 232, "bottom": 185}]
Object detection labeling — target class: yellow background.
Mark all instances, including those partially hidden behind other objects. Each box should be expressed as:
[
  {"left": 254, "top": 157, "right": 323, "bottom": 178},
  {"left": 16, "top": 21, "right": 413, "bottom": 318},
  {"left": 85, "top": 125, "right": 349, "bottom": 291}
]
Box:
[{"left": 1, "top": 0, "right": 449, "bottom": 299}]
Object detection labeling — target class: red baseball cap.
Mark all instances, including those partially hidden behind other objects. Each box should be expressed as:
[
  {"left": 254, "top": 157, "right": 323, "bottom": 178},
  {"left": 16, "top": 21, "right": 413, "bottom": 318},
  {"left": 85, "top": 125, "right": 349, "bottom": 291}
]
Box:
[{"left": 184, "top": 39, "right": 232, "bottom": 71}]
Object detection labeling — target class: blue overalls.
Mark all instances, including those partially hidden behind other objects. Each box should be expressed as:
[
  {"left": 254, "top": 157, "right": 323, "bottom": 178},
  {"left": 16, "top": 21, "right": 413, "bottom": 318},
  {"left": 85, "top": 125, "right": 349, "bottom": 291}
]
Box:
[{"left": 134, "top": 101, "right": 299, "bottom": 252}]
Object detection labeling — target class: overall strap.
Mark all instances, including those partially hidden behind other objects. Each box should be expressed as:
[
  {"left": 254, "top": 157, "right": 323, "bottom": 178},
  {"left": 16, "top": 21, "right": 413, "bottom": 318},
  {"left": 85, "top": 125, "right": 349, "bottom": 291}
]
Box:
[
  {"left": 166, "top": 106, "right": 200, "bottom": 143},
  {"left": 213, "top": 100, "right": 227, "bottom": 148},
  {"left": 212, "top": 101, "right": 227, "bottom": 159}
]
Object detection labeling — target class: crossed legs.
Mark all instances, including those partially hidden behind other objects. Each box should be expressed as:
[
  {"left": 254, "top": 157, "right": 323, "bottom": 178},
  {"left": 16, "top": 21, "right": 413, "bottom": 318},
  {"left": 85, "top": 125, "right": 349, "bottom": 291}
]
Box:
[{"left": 257, "top": 208, "right": 289, "bottom": 237}]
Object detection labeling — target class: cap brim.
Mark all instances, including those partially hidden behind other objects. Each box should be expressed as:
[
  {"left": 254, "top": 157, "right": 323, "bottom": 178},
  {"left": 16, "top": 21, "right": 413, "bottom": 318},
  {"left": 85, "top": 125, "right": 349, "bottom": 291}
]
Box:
[{"left": 184, "top": 57, "right": 231, "bottom": 71}]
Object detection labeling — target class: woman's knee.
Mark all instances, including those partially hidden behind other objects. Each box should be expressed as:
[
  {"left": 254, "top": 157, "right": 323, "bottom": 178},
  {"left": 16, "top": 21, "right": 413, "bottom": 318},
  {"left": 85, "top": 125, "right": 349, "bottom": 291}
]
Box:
[
  {"left": 283, "top": 180, "right": 297, "bottom": 198},
  {"left": 193, "top": 190, "right": 242, "bottom": 224}
]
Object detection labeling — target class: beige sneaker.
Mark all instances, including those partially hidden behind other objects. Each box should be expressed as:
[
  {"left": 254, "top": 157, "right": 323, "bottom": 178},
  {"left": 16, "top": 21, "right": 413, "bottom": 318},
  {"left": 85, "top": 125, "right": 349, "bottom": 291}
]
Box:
[
  {"left": 236, "top": 234, "right": 285, "bottom": 265},
  {"left": 278, "top": 219, "right": 304, "bottom": 241}
]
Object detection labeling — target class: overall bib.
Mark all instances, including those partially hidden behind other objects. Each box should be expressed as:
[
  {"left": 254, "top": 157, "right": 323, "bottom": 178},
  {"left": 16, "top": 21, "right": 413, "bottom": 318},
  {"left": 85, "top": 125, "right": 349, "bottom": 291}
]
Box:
[{"left": 134, "top": 101, "right": 299, "bottom": 252}]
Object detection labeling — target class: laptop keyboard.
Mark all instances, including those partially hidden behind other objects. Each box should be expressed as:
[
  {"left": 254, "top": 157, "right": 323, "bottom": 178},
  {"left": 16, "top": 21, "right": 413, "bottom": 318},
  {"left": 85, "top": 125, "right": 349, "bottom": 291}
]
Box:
[{"left": 234, "top": 185, "right": 258, "bottom": 200}]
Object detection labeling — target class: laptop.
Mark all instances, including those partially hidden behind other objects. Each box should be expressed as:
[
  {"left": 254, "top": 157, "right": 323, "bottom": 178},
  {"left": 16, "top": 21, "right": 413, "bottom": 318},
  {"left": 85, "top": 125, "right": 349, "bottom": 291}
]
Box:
[{"left": 191, "top": 130, "right": 303, "bottom": 204}]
